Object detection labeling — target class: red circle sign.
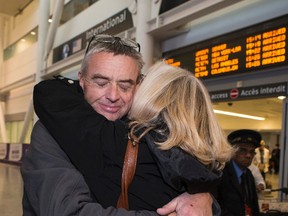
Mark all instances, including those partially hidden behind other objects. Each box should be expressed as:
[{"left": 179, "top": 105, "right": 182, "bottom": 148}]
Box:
[{"left": 230, "top": 89, "right": 239, "bottom": 99}]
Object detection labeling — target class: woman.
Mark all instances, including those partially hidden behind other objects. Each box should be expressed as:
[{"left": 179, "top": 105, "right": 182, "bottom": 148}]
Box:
[
  {"left": 129, "top": 61, "right": 231, "bottom": 172},
  {"left": 33, "top": 61, "right": 234, "bottom": 212}
]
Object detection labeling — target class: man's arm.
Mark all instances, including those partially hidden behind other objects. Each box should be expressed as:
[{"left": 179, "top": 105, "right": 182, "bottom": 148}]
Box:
[
  {"left": 21, "top": 121, "right": 157, "bottom": 216},
  {"left": 248, "top": 164, "right": 266, "bottom": 192}
]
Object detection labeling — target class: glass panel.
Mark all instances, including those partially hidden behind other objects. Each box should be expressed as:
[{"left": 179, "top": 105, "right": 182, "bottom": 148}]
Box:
[
  {"left": 5, "top": 122, "right": 11, "bottom": 143},
  {"left": 10, "top": 121, "right": 19, "bottom": 143},
  {"left": 24, "top": 120, "right": 33, "bottom": 144},
  {"left": 3, "top": 0, "right": 99, "bottom": 60},
  {"left": 3, "top": 27, "right": 38, "bottom": 61},
  {"left": 60, "top": 0, "right": 99, "bottom": 25}
]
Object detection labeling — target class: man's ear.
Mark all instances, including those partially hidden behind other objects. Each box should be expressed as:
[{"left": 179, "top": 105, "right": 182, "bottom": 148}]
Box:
[
  {"left": 78, "top": 71, "right": 82, "bottom": 79},
  {"left": 78, "top": 71, "right": 84, "bottom": 88}
]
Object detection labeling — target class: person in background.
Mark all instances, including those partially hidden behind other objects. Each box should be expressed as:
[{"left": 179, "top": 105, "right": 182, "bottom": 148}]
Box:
[
  {"left": 217, "top": 129, "right": 261, "bottom": 216},
  {"left": 248, "top": 163, "right": 266, "bottom": 192},
  {"left": 22, "top": 34, "right": 224, "bottom": 216},
  {"left": 271, "top": 144, "right": 280, "bottom": 174},
  {"left": 254, "top": 139, "right": 270, "bottom": 180}
]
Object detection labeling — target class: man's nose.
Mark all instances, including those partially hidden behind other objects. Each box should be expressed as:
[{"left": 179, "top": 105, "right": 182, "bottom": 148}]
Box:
[
  {"left": 106, "top": 84, "right": 120, "bottom": 102},
  {"left": 245, "top": 152, "right": 255, "bottom": 158}
]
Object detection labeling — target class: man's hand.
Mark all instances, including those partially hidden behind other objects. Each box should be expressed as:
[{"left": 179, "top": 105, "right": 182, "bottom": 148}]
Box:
[
  {"left": 157, "top": 192, "right": 213, "bottom": 216},
  {"left": 256, "top": 183, "right": 265, "bottom": 192}
]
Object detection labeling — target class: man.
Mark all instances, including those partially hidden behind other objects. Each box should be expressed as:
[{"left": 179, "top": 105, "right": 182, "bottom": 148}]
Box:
[
  {"left": 217, "top": 129, "right": 261, "bottom": 216},
  {"left": 248, "top": 163, "right": 266, "bottom": 192},
  {"left": 21, "top": 34, "right": 213, "bottom": 215},
  {"left": 271, "top": 144, "right": 280, "bottom": 174},
  {"left": 254, "top": 140, "right": 270, "bottom": 179}
]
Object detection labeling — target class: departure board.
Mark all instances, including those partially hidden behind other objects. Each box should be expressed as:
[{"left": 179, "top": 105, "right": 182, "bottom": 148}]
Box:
[{"left": 163, "top": 14, "right": 288, "bottom": 79}]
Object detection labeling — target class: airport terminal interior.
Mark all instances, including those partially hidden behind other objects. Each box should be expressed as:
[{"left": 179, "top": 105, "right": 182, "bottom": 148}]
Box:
[{"left": 0, "top": 0, "right": 288, "bottom": 215}]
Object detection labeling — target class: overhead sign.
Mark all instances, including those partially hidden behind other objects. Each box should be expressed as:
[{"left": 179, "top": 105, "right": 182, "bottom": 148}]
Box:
[
  {"left": 164, "top": 14, "right": 288, "bottom": 79},
  {"left": 53, "top": 8, "right": 133, "bottom": 63},
  {"left": 210, "top": 82, "right": 287, "bottom": 102},
  {"left": 230, "top": 89, "right": 239, "bottom": 99}
]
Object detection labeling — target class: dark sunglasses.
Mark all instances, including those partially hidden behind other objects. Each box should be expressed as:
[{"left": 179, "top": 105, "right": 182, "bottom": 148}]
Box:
[{"left": 85, "top": 34, "right": 141, "bottom": 55}]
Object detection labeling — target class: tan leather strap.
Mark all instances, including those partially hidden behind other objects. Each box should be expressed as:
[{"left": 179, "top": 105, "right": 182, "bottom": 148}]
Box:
[{"left": 117, "top": 133, "right": 139, "bottom": 210}]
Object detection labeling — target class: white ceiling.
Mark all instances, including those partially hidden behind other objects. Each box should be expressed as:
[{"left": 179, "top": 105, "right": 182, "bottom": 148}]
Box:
[
  {"left": 213, "top": 97, "right": 283, "bottom": 132},
  {"left": 215, "top": 98, "right": 282, "bottom": 119},
  {"left": 0, "top": 0, "right": 33, "bottom": 17}
]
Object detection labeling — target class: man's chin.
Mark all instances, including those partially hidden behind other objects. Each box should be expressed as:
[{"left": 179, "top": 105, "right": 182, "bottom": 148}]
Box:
[
  {"left": 243, "top": 162, "right": 252, "bottom": 167},
  {"left": 101, "top": 112, "right": 122, "bottom": 121}
]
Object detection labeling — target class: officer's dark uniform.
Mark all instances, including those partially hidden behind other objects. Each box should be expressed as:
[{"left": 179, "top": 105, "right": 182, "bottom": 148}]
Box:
[{"left": 217, "top": 129, "right": 261, "bottom": 216}]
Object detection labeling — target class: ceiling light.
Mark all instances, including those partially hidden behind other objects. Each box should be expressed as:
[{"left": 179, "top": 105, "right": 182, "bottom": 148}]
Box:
[
  {"left": 278, "top": 96, "right": 286, "bottom": 100},
  {"left": 21, "top": 39, "right": 26, "bottom": 42},
  {"left": 48, "top": 19, "right": 52, "bottom": 23},
  {"left": 30, "top": 31, "right": 36, "bottom": 35},
  {"left": 213, "top": 109, "right": 265, "bottom": 121}
]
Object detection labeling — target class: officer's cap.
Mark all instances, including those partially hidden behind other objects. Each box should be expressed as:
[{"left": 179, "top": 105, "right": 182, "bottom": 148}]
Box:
[{"left": 228, "top": 129, "right": 261, "bottom": 148}]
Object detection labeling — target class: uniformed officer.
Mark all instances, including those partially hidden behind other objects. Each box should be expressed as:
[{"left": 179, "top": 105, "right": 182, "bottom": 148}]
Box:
[{"left": 217, "top": 129, "right": 261, "bottom": 216}]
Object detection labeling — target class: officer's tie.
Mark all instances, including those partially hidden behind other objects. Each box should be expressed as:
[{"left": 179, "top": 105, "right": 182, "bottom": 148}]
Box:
[{"left": 241, "top": 172, "right": 252, "bottom": 215}]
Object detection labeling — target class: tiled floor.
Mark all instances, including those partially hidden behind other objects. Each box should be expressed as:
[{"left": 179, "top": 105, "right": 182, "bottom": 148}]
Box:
[{"left": 0, "top": 163, "right": 23, "bottom": 216}]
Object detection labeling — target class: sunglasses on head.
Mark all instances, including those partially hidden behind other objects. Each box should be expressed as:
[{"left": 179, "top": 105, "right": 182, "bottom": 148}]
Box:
[{"left": 85, "top": 34, "right": 141, "bottom": 55}]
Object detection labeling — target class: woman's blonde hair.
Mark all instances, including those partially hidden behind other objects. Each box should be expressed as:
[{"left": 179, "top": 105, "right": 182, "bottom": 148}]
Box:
[{"left": 128, "top": 60, "right": 235, "bottom": 171}]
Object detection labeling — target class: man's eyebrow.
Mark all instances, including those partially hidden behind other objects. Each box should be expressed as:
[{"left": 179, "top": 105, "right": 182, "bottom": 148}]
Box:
[
  {"left": 118, "top": 79, "right": 136, "bottom": 85},
  {"left": 90, "top": 74, "right": 136, "bottom": 84},
  {"left": 90, "top": 74, "right": 109, "bottom": 80}
]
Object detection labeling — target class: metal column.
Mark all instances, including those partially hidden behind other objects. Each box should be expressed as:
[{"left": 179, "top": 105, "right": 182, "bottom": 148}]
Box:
[
  {"left": 19, "top": 0, "right": 50, "bottom": 143},
  {"left": 279, "top": 97, "right": 288, "bottom": 201},
  {"left": 0, "top": 16, "right": 8, "bottom": 143},
  {"left": 136, "top": 0, "right": 154, "bottom": 73}
]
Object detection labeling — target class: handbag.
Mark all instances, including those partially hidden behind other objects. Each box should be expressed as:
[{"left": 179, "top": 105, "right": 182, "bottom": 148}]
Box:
[{"left": 117, "top": 132, "right": 139, "bottom": 210}]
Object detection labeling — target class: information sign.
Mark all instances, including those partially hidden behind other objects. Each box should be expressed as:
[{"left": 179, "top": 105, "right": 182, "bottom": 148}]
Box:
[{"left": 164, "top": 15, "right": 288, "bottom": 79}]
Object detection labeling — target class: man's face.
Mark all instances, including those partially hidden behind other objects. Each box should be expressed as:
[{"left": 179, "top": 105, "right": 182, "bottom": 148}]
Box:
[
  {"left": 260, "top": 140, "right": 265, "bottom": 149},
  {"left": 233, "top": 143, "right": 256, "bottom": 169},
  {"left": 79, "top": 52, "right": 139, "bottom": 121}
]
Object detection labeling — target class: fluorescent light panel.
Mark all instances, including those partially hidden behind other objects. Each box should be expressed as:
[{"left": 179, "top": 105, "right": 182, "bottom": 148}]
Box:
[
  {"left": 278, "top": 96, "right": 286, "bottom": 100},
  {"left": 214, "top": 109, "right": 265, "bottom": 121}
]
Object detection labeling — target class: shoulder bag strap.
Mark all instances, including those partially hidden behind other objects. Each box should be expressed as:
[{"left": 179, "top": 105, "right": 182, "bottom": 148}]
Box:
[{"left": 117, "top": 133, "right": 139, "bottom": 210}]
